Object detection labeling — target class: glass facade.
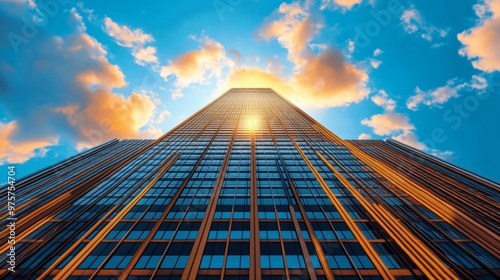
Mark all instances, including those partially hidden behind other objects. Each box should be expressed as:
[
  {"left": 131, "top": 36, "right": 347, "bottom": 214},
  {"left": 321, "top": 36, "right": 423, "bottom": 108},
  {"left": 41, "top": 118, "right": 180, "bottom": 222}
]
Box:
[{"left": 1, "top": 88, "right": 499, "bottom": 279}]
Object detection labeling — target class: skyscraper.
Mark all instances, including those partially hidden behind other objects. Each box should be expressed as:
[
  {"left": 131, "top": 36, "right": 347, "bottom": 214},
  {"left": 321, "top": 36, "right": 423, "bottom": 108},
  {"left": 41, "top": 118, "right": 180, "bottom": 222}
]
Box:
[{"left": 1, "top": 88, "right": 499, "bottom": 279}]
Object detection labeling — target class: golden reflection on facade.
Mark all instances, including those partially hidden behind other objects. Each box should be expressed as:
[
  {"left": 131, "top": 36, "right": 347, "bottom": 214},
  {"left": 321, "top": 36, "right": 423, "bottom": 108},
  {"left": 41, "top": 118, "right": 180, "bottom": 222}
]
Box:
[{"left": 0, "top": 88, "right": 498, "bottom": 280}]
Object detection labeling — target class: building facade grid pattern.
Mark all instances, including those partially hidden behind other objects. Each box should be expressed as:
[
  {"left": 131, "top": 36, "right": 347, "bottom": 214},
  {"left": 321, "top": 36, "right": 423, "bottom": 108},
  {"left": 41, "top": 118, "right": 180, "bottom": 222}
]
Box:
[{"left": 1, "top": 88, "right": 499, "bottom": 280}]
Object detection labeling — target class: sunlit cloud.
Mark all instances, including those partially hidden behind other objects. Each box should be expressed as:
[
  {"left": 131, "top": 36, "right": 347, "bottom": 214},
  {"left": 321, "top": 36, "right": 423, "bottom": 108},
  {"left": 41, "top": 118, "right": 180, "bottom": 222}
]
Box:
[
  {"left": 320, "top": 0, "right": 363, "bottom": 10},
  {"left": 458, "top": 0, "right": 500, "bottom": 72},
  {"left": 54, "top": 90, "right": 159, "bottom": 150},
  {"left": 248, "top": 1, "right": 370, "bottom": 107},
  {"left": 358, "top": 133, "right": 372, "bottom": 140},
  {"left": 103, "top": 17, "right": 158, "bottom": 66},
  {"left": 362, "top": 112, "right": 414, "bottom": 136},
  {"left": 257, "top": 2, "right": 319, "bottom": 68},
  {"left": 371, "top": 90, "right": 396, "bottom": 111},
  {"left": 363, "top": 93, "right": 453, "bottom": 158},
  {"left": 0, "top": 121, "right": 58, "bottom": 164},
  {"left": 0, "top": 4, "right": 162, "bottom": 162},
  {"left": 160, "top": 35, "right": 233, "bottom": 99}
]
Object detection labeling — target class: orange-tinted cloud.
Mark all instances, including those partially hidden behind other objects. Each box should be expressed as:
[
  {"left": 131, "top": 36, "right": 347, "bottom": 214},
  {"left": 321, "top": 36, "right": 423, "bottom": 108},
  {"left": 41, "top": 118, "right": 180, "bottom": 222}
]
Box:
[
  {"left": 249, "top": 1, "right": 369, "bottom": 107},
  {"left": 458, "top": 0, "right": 500, "bottom": 72},
  {"left": 292, "top": 50, "right": 369, "bottom": 107},
  {"left": 221, "top": 52, "right": 369, "bottom": 108},
  {"left": 0, "top": 6, "right": 163, "bottom": 162},
  {"left": 257, "top": 2, "right": 318, "bottom": 67},
  {"left": 320, "top": 0, "right": 362, "bottom": 10},
  {"left": 160, "top": 36, "right": 233, "bottom": 97},
  {"left": 222, "top": 67, "right": 294, "bottom": 94},
  {"left": 371, "top": 90, "right": 395, "bottom": 111},
  {"left": 361, "top": 113, "right": 415, "bottom": 136},
  {"left": 103, "top": 17, "right": 154, "bottom": 47},
  {"left": 54, "top": 91, "right": 159, "bottom": 150},
  {"left": 358, "top": 133, "right": 372, "bottom": 140},
  {"left": 0, "top": 121, "right": 58, "bottom": 164}
]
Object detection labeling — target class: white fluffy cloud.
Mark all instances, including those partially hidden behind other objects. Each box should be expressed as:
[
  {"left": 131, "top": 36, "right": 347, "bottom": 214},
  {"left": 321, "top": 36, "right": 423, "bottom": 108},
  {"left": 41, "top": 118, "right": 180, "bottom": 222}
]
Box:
[
  {"left": 371, "top": 90, "right": 396, "bottom": 111},
  {"left": 103, "top": 17, "right": 158, "bottom": 66},
  {"left": 458, "top": 0, "right": 500, "bottom": 72},
  {"left": 400, "top": 5, "right": 448, "bottom": 41},
  {"left": 407, "top": 79, "right": 459, "bottom": 110},
  {"left": 406, "top": 75, "right": 488, "bottom": 110}
]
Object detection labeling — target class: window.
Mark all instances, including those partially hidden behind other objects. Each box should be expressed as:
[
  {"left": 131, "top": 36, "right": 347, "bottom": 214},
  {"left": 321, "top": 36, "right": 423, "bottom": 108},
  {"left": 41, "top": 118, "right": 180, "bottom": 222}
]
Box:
[
  {"left": 160, "top": 242, "right": 193, "bottom": 269},
  {"left": 200, "top": 242, "right": 226, "bottom": 269},
  {"left": 260, "top": 242, "right": 284, "bottom": 269}
]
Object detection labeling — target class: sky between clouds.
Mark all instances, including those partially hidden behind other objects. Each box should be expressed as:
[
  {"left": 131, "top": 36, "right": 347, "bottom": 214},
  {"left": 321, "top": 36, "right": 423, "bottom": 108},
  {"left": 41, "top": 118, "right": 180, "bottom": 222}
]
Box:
[{"left": 1, "top": 0, "right": 499, "bottom": 181}]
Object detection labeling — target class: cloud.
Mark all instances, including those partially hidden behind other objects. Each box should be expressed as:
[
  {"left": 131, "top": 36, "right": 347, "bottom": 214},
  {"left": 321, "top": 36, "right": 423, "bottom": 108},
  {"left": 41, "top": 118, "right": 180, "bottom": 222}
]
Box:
[
  {"left": 228, "top": 48, "right": 243, "bottom": 65},
  {"left": 361, "top": 113, "right": 415, "bottom": 136},
  {"left": 155, "top": 1, "right": 368, "bottom": 107},
  {"left": 391, "top": 130, "right": 427, "bottom": 150},
  {"left": 249, "top": 1, "right": 369, "bottom": 107},
  {"left": 347, "top": 40, "right": 355, "bottom": 53},
  {"left": 292, "top": 50, "right": 369, "bottom": 106},
  {"left": 221, "top": 50, "right": 369, "bottom": 108},
  {"left": 103, "top": 17, "right": 158, "bottom": 66},
  {"left": 160, "top": 35, "right": 233, "bottom": 98},
  {"left": 373, "top": 48, "right": 383, "bottom": 56},
  {"left": 309, "top": 43, "right": 328, "bottom": 50},
  {"left": 371, "top": 90, "right": 395, "bottom": 111},
  {"left": 362, "top": 102, "right": 453, "bottom": 158},
  {"left": 400, "top": 5, "right": 448, "bottom": 41},
  {"left": 0, "top": 5, "right": 161, "bottom": 162},
  {"left": 221, "top": 66, "right": 294, "bottom": 97},
  {"left": 369, "top": 59, "right": 382, "bottom": 68},
  {"left": 458, "top": 0, "right": 500, "bottom": 72},
  {"left": 103, "top": 17, "right": 153, "bottom": 47},
  {"left": 407, "top": 79, "right": 459, "bottom": 110},
  {"left": 132, "top": 46, "right": 158, "bottom": 66},
  {"left": 369, "top": 48, "right": 383, "bottom": 68},
  {"left": 265, "top": 56, "right": 284, "bottom": 75},
  {"left": 467, "top": 74, "right": 488, "bottom": 90},
  {"left": 155, "top": 110, "right": 172, "bottom": 124},
  {"left": 406, "top": 75, "right": 488, "bottom": 111},
  {"left": 54, "top": 90, "right": 158, "bottom": 149},
  {"left": 360, "top": 112, "right": 451, "bottom": 156},
  {"left": 257, "top": 2, "right": 319, "bottom": 68},
  {"left": 320, "top": 0, "right": 363, "bottom": 10},
  {"left": 0, "top": 121, "right": 58, "bottom": 164},
  {"left": 358, "top": 133, "right": 372, "bottom": 140},
  {"left": 362, "top": 93, "right": 426, "bottom": 149}
]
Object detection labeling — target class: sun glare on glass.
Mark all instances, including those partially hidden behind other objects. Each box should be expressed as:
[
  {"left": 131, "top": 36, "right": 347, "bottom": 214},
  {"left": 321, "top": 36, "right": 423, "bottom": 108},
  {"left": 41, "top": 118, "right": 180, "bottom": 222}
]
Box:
[{"left": 243, "top": 115, "right": 260, "bottom": 131}]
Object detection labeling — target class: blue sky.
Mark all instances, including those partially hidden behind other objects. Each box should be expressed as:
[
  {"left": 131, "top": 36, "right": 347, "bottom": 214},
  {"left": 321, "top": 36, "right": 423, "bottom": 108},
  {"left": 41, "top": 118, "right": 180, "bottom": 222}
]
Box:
[{"left": 1, "top": 0, "right": 499, "bottom": 181}]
